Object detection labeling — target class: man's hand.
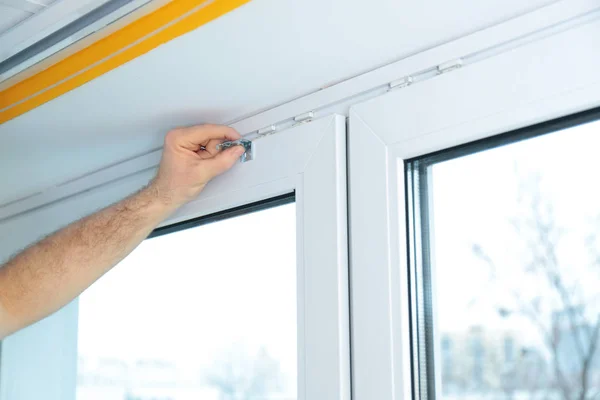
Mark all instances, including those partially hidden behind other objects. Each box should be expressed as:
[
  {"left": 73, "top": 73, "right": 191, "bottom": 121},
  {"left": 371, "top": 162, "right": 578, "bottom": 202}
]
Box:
[
  {"left": 0, "top": 124, "right": 243, "bottom": 338},
  {"left": 150, "top": 124, "right": 245, "bottom": 208}
]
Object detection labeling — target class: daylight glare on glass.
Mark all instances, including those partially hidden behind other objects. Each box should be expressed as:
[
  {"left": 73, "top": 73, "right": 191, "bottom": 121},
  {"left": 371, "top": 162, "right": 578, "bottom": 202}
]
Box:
[
  {"left": 429, "top": 120, "right": 600, "bottom": 399},
  {"left": 76, "top": 203, "right": 297, "bottom": 400}
]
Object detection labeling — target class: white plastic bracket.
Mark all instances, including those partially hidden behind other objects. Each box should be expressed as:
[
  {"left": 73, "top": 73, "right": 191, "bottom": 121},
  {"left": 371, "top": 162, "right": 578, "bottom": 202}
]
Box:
[
  {"left": 437, "top": 58, "right": 464, "bottom": 74},
  {"left": 257, "top": 124, "right": 277, "bottom": 137},
  {"left": 388, "top": 76, "right": 414, "bottom": 90},
  {"left": 294, "top": 111, "right": 314, "bottom": 123}
]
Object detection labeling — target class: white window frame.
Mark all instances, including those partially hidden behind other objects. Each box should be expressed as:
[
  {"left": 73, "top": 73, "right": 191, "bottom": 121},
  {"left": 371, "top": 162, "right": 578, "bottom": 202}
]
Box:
[
  {"left": 0, "top": 114, "right": 351, "bottom": 400},
  {"left": 348, "top": 11, "right": 600, "bottom": 400},
  {"left": 163, "top": 114, "right": 352, "bottom": 400}
]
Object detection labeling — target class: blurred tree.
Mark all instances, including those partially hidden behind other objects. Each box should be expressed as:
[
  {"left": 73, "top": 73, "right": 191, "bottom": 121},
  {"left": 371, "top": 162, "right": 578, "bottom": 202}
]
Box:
[
  {"left": 204, "top": 345, "right": 284, "bottom": 400},
  {"left": 472, "top": 173, "right": 600, "bottom": 400}
]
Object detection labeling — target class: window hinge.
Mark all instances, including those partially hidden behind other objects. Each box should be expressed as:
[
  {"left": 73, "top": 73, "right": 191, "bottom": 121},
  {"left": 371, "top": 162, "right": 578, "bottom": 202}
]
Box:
[
  {"left": 437, "top": 58, "right": 463, "bottom": 74},
  {"left": 388, "top": 76, "right": 414, "bottom": 91}
]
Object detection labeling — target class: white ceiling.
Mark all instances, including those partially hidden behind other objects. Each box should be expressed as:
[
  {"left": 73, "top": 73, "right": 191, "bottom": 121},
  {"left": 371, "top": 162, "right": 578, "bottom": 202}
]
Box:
[
  {"left": 0, "top": 6, "right": 28, "bottom": 34},
  {"left": 0, "top": 0, "right": 132, "bottom": 71},
  {"left": 0, "top": 0, "right": 57, "bottom": 34},
  {"left": 0, "top": 0, "right": 558, "bottom": 205}
]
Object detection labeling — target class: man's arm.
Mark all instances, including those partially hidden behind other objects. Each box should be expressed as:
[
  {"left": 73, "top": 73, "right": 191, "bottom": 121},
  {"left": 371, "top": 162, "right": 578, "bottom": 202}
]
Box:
[{"left": 0, "top": 124, "right": 245, "bottom": 339}]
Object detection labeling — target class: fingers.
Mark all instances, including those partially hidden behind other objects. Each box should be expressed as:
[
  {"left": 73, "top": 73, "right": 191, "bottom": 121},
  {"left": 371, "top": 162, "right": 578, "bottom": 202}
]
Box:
[
  {"left": 168, "top": 124, "right": 241, "bottom": 151},
  {"left": 202, "top": 145, "right": 246, "bottom": 178}
]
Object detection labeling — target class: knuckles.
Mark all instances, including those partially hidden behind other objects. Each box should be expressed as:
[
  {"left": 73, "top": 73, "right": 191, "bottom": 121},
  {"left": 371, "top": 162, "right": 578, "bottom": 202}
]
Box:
[{"left": 164, "top": 128, "right": 183, "bottom": 146}]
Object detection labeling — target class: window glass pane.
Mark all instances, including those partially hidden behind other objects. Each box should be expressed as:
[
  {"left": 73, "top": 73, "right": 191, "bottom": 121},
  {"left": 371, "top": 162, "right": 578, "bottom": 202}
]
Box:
[
  {"left": 77, "top": 202, "right": 297, "bottom": 400},
  {"left": 410, "top": 116, "right": 600, "bottom": 399}
]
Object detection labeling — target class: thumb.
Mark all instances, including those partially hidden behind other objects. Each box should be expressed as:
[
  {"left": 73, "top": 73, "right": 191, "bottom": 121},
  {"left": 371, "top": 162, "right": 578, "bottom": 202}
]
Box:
[{"left": 203, "top": 145, "right": 245, "bottom": 178}]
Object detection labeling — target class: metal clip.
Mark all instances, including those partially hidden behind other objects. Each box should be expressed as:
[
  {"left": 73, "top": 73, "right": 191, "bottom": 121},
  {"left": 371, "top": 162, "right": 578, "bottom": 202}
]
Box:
[{"left": 216, "top": 139, "right": 253, "bottom": 163}]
